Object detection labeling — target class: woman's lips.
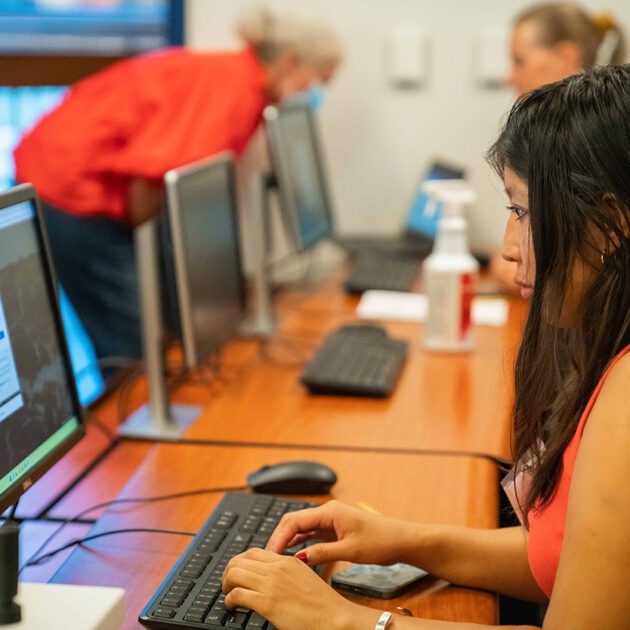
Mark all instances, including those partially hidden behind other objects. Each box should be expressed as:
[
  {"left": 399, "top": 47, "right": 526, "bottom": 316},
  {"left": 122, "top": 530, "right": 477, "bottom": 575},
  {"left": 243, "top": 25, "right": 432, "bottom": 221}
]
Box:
[
  {"left": 520, "top": 286, "right": 534, "bottom": 300},
  {"left": 514, "top": 278, "right": 534, "bottom": 300}
]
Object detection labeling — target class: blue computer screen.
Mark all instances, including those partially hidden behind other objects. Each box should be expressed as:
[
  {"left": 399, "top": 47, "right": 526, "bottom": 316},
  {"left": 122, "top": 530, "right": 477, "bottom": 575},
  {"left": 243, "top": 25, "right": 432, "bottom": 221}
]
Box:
[
  {"left": 0, "top": 87, "right": 103, "bottom": 406},
  {"left": 0, "top": 1, "right": 175, "bottom": 56}
]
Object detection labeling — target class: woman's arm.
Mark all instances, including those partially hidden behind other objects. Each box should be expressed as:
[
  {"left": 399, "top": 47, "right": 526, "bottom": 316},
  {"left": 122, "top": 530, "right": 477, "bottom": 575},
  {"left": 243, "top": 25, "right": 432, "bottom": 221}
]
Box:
[
  {"left": 267, "top": 501, "right": 545, "bottom": 603},
  {"left": 127, "top": 177, "right": 162, "bottom": 227},
  {"left": 400, "top": 524, "right": 545, "bottom": 602},
  {"left": 539, "top": 354, "right": 630, "bottom": 629},
  {"left": 222, "top": 548, "right": 541, "bottom": 630}
]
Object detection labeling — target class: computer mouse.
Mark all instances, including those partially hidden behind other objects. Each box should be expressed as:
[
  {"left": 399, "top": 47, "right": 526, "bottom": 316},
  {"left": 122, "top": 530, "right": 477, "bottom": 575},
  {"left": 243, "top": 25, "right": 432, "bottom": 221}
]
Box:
[{"left": 247, "top": 461, "right": 337, "bottom": 495}]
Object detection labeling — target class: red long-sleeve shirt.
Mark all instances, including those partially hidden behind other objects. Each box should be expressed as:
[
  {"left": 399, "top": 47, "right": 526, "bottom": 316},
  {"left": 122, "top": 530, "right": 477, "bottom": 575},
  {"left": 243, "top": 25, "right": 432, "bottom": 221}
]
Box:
[{"left": 14, "top": 47, "right": 268, "bottom": 223}]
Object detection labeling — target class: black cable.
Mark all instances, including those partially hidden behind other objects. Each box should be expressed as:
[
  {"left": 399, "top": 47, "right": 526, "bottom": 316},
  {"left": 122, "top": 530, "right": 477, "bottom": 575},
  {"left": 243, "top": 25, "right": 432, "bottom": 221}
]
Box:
[
  {"left": 74, "top": 356, "right": 139, "bottom": 382},
  {"left": 6, "top": 498, "right": 19, "bottom": 522},
  {"left": 25, "top": 528, "right": 196, "bottom": 568},
  {"left": 82, "top": 408, "right": 118, "bottom": 444},
  {"left": 19, "top": 484, "right": 248, "bottom": 575},
  {"left": 258, "top": 333, "right": 321, "bottom": 368}
]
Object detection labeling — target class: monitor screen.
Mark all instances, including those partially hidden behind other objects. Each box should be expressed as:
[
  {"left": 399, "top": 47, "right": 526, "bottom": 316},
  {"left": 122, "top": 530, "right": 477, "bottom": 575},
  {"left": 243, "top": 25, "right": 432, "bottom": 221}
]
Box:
[
  {"left": 164, "top": 154, "right": 246, "bottom": 370},
  {"left": 0, "top": 185, "right": 83, "bottom": 512},
  {"left": 404, "top": 162, "right": 466, "bottom": 239},
  {"left": 265, "top": 104, "right": 334, "bottom": 251},
  {"left": 0, "top": 0, "right": 183, "bottom": 56}
]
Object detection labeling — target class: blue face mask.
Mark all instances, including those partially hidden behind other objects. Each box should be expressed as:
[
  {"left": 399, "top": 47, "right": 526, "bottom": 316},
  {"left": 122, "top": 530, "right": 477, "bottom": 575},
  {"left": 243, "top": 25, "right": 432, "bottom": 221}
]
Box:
[{"left": 283, "top": 82, "right": 326, "bottom": 110}]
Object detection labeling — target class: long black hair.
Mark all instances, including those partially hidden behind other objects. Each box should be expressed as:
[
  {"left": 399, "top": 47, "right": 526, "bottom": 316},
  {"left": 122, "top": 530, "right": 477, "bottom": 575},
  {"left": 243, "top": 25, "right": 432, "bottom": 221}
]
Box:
[{"left": 487, "top": 65, "right": 630, "bottom": 516}]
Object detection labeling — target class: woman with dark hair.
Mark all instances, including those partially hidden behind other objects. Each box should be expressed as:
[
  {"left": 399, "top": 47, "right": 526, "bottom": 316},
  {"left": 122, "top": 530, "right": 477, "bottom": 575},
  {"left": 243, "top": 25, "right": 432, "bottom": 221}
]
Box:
[{"left": 220, "top": 65, "right": 630, "bottom": 628}]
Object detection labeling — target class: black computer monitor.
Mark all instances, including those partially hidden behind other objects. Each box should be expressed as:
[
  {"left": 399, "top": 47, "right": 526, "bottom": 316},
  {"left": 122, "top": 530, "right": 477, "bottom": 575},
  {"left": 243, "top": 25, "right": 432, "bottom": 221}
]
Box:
[
  {"left": 0, "top": 184, "right": 84, "bottom": 512},
  {"left": 163, "top": 153, "right": 246, "bottom": 370},
  {"left": 264, "top": 103, "right": 335, "bottom": 251}
]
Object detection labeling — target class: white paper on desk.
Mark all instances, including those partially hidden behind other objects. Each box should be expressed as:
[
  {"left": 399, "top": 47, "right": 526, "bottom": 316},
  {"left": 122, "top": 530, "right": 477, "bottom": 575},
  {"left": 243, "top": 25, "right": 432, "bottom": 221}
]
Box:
[{"left": 356, "top": 291, "right": 509, "bottom": 327}]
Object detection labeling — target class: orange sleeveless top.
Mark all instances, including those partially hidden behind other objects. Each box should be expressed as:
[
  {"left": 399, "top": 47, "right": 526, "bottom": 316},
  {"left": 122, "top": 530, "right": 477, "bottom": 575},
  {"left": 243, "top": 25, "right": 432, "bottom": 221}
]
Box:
[{"left": 527, "top": 345, "right": 630, "bottom": 598}]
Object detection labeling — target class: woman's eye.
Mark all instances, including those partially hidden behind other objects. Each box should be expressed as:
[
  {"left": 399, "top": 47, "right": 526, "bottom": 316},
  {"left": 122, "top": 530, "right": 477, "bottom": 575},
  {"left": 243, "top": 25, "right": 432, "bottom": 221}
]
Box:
[{"left": 506, "top": 205, "right": 529, "bottom": 221}]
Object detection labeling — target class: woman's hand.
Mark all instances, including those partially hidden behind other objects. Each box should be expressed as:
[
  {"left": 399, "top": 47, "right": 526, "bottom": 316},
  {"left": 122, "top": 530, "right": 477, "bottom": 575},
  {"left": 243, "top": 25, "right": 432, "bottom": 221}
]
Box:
[
  {"left": 222, "top": 547, "right": 378, "bottom": 630},
  {"left": 265, "top": 500, "right": 416, "bottom": 566}
]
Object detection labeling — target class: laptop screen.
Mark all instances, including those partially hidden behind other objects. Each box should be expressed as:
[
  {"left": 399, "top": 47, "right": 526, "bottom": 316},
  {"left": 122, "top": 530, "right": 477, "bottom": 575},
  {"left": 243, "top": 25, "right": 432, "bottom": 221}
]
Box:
[{"left": 404, "top": 162, "right": 465, "bottom": 239}]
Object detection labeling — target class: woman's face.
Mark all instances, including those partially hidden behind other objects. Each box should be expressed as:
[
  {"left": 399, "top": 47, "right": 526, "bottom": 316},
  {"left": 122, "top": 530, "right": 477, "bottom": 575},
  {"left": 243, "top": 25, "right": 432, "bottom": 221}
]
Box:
[
  {"left": 501, "top": 168, "right": 535, "bottom": 299},
  {"left": 501, "top": 168, "right": 597, "bottom": 326},
  {"left": 265, "top": 52, "right": 336, "bottom": 103},
  {"left": 508, "top": 19, "right": 581, "bottom": 96}
]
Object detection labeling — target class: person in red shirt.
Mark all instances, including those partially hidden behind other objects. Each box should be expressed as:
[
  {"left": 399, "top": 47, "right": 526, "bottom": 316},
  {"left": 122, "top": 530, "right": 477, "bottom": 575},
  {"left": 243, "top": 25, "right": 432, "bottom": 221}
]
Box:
[{"left": 14, "top": 6, "right": 342, "bottom": 360}]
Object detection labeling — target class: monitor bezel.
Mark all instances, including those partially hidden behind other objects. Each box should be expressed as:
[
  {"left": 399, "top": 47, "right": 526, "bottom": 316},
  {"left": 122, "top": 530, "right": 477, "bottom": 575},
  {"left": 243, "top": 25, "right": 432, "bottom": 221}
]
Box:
[
  {"left": 264, "top": 102, "right": 335, "bottom": 252},
  {"left": 0, "top": 183, "right": 85, "bottom": 513},
  {"left": 164, "top": 153, "right": 247, "bottom": 371}
]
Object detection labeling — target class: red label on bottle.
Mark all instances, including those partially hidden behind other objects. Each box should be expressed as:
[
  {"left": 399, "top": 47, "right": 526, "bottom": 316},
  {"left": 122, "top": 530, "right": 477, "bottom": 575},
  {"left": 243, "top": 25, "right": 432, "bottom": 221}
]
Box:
[{"left": 460, "top": 273, "right": 474, "bottom": 339}]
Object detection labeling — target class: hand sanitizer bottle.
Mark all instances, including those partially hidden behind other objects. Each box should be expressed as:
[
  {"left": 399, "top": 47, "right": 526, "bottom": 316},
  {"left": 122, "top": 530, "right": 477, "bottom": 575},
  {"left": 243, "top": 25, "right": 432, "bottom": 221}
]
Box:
[{"left": 422, "top": 187, "right": 479, "bottom": 352}]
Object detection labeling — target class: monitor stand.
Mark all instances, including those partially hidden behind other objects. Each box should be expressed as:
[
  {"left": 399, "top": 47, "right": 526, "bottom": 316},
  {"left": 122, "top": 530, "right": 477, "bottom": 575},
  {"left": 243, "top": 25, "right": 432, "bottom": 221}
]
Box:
[
  {"left": 119, "top": 220, "right": 200, "bottom": 441},
  {"left": 0, "top": 524, "right": 124, "bottom": 630},
  {"left": 240, "top": 172, "right": 277, "bottom": 337}
]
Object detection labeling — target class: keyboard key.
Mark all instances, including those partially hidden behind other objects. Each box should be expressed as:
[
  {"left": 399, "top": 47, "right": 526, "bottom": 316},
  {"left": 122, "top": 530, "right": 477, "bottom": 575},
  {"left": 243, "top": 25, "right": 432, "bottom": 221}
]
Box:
[
  {"left": 152, "top": 607, "right": 176, "bottom": 619},
  {"left": 246, "top": 612, "right": 267, "bottom": 629},
  {"left": 225, "top": 611, "right": 249, "bottom": 628},
  {"left": 205, "top": 610, "right": 227, "bottom": 625}
]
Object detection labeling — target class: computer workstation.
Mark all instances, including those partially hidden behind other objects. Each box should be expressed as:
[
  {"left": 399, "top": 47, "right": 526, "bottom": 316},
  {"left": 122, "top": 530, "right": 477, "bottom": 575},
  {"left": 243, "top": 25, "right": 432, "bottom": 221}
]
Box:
[
  {"left": 264, "top": 102, "right": 468, "bottom": 295},
  {"left": 264, "top": 104, "right": 411, "bottom": 397},
  {"left": 0, "top": 182, "right": 345, "bottom": 630},
  {"left": 0, "top": 184, "right": 125, "bottom": 627}
]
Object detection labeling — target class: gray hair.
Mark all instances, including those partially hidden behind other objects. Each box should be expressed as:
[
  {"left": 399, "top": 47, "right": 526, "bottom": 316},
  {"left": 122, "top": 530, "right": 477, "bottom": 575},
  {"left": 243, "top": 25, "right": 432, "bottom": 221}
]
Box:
[{"left": 238, "top": 5, "right": 342, "bottom": 67}]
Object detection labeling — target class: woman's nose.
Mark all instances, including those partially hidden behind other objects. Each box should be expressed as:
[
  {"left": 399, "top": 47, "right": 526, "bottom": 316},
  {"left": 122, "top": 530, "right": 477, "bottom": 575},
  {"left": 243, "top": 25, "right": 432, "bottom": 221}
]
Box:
[{"left": 501, "top": 215, "right": 521, "bottom": 263}]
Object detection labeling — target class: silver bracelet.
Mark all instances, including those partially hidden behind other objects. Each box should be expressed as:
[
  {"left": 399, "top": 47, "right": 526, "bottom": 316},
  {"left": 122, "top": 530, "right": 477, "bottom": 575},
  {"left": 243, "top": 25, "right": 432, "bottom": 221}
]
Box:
[{"left": 375, "top": 612, "right": 393, "bottom": 629}]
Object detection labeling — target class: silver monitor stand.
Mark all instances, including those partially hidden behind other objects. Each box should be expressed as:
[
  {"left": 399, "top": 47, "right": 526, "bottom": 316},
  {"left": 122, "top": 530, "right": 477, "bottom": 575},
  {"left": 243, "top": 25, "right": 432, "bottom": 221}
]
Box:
[
  {"left": 239, "top": 172, "right": 277, "bottom": 337},
  {"left": 119, "top": 219, "right": 200, "bottom": 440}
]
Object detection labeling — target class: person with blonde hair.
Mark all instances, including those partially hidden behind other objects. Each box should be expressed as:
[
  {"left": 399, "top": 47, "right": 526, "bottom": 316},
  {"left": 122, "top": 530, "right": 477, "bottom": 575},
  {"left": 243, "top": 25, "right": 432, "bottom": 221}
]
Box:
[
  {"left": 491, "top": 2, "right": 626, "bottom": 292},
  {"left": 14, "top": 5, "right": 342, "bottom": 361}
]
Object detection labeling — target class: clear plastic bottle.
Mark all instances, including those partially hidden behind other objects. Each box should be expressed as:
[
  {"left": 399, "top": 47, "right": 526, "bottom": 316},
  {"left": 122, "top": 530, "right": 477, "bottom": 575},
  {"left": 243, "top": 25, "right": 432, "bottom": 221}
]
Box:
[{"left": 422, "top": 187, "right": 479, "bottom": 352}]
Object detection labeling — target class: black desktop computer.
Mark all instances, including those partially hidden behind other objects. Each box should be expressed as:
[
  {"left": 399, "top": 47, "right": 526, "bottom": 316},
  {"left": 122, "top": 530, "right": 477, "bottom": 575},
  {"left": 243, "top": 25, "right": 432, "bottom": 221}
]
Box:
[
  {"left": 0, "top": 184, "right": 84, "bottom": 512},
  {"left": 0, "top": 184, "right": 124, "bottom": 625},
  {"left": 163, "top": 153, "right": 247, "bottom": 371}
]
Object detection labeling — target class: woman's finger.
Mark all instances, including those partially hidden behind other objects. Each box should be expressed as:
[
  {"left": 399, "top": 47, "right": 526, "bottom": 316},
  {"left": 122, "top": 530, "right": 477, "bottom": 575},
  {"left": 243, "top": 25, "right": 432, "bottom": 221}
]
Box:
[
  {"left": 266, "top": 506, "right": 337, "bottom": 553},
  {"left": 222, "top": 566, "right": 267, "bottom": 596}
]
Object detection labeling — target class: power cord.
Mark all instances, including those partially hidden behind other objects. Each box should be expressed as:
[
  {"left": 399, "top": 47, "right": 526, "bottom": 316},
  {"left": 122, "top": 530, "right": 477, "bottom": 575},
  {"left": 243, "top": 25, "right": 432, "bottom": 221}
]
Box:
[
  {"left": 258, "top": 334, "right": 320, "bottom": 368},
  {"left": 24, "top": 528, "right": 196, "bottom": 568},
  {"left": 19, "top": 484, "right": 248, "bottom": 574}
]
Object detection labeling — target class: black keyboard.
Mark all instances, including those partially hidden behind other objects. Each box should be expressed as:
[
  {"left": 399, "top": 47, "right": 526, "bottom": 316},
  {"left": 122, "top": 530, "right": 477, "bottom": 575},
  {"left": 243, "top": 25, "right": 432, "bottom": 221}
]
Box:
[
  {"left": 301, "top": 325, "right": 408, "bottom": 397},
  {"left": 139, "top": 493, "right": 320, "bottom": 630},
  {"left": 344, "top": 254, "right": 421, "bottom": 294}
]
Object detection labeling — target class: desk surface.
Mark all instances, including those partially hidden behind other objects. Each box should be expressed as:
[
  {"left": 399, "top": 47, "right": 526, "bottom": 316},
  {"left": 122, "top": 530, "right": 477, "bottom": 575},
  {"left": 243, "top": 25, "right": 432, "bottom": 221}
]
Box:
[
  {"left": 175, "top": 288, "right": 524, "bottom": 460},
  {"left": 52, "top": 444, "right": 498, "bottom": 628}
]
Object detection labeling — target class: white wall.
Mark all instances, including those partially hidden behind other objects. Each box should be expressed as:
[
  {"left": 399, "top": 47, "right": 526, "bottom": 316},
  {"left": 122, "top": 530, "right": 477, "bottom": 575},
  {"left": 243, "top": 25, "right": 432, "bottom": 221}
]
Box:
[{"left": 186, "top": 0, "right": 630, "bottom": 254}]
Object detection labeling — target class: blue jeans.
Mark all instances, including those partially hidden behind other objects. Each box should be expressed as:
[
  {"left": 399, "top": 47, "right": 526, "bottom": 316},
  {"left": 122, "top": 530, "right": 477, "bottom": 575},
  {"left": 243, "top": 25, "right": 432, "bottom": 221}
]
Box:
[{"left": 40, "top": 202, "right": 142, "bottom": 360}]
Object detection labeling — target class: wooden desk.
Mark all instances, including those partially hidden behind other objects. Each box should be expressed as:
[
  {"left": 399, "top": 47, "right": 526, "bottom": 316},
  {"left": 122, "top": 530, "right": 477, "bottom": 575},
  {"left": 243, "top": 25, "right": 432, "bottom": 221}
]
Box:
[
  {"left": 168, "top": 295, "right": 525, "bottom": 460},
  {"left": 52, "top": 444, "right": 498, "bottom": 628}
]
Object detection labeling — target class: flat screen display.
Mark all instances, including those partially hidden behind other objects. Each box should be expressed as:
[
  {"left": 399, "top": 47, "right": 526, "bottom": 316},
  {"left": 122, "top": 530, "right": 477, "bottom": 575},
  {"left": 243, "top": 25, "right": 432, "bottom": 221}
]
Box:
[
  {"left": 0, "top": 189, "right": 82, "bottom": 510},
  {"left": 165, "top": 157, "right": 245, "bottom": 369}
]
